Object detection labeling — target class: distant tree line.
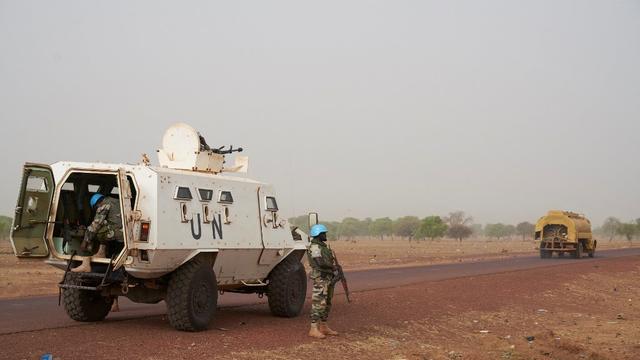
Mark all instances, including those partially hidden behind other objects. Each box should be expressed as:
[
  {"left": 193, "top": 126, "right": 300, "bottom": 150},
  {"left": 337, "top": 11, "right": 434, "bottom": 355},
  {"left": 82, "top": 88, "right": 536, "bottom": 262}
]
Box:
[
  {"left": 291, "top": 213, "right": 640, "bottom": 243},
  {"left": 595, "top": 217, "right": 640, "bottom": 242},
  {"left": 290, "top": 211, "right": 539, "bottom": 242}
]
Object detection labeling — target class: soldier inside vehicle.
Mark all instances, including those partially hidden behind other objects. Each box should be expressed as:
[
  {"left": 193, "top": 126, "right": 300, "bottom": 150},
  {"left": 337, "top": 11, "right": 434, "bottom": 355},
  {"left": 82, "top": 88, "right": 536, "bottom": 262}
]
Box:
[{"left": 51, "top": 172, "right": 136, "bottom": 259}]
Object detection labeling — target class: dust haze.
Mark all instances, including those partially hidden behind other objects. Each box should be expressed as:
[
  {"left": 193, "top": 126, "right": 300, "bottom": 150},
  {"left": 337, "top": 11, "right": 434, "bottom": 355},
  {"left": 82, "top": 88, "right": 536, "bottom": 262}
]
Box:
[{"left": 1, "top": 1, "right": 639, "bottom": 225}]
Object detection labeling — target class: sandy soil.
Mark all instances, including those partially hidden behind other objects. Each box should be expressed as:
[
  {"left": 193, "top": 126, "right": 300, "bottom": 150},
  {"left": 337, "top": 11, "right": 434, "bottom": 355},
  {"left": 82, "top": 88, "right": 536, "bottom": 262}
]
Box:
[
  {"left": 0, "top": 237, "right": 637, "bottom": 299},
  {"left": 1, "top": 253, "right": 638, "bottom": 359}
]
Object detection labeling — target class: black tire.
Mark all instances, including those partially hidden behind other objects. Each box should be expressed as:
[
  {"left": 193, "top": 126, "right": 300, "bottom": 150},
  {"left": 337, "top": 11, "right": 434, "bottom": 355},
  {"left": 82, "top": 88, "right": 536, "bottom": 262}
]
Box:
[
  {"left": 588, "top": 241, "right": 596, "bottom": 258},
  {"left": 540, "top": 248, "right": 551, "bottom": 259},
  {"left": 267, "top": 256, "right": 307, "bottom": 317},
  {"left": 63, "top": 274, "right": 113, "bottom": 322},
  {"left": 166, "top": 258, "right": 218, "bottom": 332},
  {"left": 573, "top": 242, "right": 583, "bottom": 259}
]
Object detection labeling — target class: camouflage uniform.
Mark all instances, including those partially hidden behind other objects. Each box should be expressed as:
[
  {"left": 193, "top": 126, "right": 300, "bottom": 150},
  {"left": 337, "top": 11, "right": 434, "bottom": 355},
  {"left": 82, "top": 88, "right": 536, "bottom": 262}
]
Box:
[
  {"left": 307, "top": 237, "right": 335, "bottom": 323},
  {"left": 84, "top": 196, "right": 123, "bottom": 245}
]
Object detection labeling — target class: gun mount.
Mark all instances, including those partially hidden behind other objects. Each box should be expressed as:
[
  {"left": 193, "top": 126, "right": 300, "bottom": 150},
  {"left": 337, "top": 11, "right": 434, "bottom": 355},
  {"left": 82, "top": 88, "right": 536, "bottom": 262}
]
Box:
[{"left": 157, "top": 123, "right": 247, "bottom": 173}]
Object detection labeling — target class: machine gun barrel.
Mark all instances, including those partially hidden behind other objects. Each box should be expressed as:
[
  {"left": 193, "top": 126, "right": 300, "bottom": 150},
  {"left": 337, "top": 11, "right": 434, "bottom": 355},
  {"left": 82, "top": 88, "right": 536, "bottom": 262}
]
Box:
[{"left": 211, "top": 145, "right": 243, "bottom": 155}]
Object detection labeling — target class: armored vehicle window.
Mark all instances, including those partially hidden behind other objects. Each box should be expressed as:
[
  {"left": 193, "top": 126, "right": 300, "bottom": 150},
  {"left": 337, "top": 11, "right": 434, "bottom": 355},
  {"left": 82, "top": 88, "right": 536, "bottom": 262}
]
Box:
[
  {"left": 266, "top": 196, "right": 278, "bottom": 211},
  {"left": 198, "top": 189, "right": 213, "bottom": 202},
  {"left": 175, "top": 186, "right": 193, "bottom": 200},
  {"left": 26, "top": 176, "right": 48, "bottom": 192},
  {"left": 218, "top": 191, "right": 234, "bottom": 204}
]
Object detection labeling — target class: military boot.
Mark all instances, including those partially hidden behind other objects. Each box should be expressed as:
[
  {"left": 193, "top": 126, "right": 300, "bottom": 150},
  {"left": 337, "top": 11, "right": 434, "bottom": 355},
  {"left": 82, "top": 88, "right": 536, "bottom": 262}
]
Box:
[
  {"left": 308, "top": 322, "right": 326, "bottom": 339},
  {"left": 71, "top": 257, "right": 91, "bottom": 273},
  {"left": 319, "top": 321, "right": 339, "bottom": 336},
  {"left": 94, "top": 244, "right": 107, "bottom": 258}
]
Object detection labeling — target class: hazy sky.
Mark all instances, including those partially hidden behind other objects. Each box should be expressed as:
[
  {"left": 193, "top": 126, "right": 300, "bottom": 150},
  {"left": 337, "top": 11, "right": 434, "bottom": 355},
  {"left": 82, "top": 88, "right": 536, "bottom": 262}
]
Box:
[{"left": 1, "top": 1, "right": 638, "bottom": 225}]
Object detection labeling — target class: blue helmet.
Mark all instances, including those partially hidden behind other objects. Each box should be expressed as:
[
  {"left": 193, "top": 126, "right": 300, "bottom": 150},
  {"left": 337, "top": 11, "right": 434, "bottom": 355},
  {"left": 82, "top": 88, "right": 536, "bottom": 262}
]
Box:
[
  {"left": 310, "top": 224, "right": 328, "bottom": 237},
  {"left": 90, "top": 193, "right": 105, "bottom": 208}
]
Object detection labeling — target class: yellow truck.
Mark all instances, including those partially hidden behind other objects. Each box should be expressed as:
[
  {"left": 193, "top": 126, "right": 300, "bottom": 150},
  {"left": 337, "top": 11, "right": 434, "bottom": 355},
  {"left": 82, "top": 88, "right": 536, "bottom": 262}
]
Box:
[{"left": 535, "top": 210, "right": 596, "bottom": 259}]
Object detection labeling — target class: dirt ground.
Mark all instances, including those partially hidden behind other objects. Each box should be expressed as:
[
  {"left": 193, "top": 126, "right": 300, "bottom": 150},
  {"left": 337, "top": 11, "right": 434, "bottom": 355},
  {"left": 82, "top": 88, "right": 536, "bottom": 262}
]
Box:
[
  {"left": 224, "top": 256, "right": 640, "bottom": 360},
  {"left": 0, "top": 237, "right": 636, "bottom": 299},
  {"left": 329, "top": 236, "right": 635, "bottom": 270},
  {"left": 2, "top": 252, "right": 638, "bottom": 360}
]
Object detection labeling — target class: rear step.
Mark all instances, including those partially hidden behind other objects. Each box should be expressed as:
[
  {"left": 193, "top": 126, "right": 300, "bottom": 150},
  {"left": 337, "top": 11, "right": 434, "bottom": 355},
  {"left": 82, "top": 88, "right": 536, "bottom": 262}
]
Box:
[
  {"left": 58, "top": 253, "right": 119, "bottom": 303},
  {"left": 59, "top": 284, "right": 101, "bottom": 291}
]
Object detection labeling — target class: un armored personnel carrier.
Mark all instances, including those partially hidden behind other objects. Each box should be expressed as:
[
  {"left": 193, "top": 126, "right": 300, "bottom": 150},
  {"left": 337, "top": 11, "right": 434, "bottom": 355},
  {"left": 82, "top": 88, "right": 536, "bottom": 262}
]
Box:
[
  {"left": 10, "top": 123, "right": 311, "bottom": 331},
  {"left": 535, "top": 210, "right": 596, "bottom": 259}
]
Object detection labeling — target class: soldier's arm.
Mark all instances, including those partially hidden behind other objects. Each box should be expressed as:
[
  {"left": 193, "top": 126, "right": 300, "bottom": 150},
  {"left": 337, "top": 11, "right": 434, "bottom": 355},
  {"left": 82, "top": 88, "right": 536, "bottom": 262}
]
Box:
[
  {"left": 309, "top": 244, "right": 334, "bottom": 273},
  {"left": 84, "top": 203, "right": 111, "bottom": 241}
]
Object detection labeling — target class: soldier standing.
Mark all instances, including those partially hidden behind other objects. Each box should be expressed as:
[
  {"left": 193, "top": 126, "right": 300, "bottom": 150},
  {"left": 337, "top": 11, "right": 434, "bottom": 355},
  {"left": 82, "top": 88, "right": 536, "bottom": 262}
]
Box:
[
  {"left": 72, "top": 193, "right": 124, "bottom": 272},
  {"left": 307, "top": 224, "right": 340, "bottom": 339}
]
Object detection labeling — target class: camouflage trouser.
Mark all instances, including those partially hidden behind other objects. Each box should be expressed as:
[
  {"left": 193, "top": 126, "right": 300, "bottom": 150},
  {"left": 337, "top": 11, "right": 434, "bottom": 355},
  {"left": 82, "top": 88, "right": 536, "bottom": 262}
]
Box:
[
  {"left": 95, "top": 225, "right": 123, "bottom": 243},
  {"left": 310, "top": 275, "right": 335, "bottom": 323}
]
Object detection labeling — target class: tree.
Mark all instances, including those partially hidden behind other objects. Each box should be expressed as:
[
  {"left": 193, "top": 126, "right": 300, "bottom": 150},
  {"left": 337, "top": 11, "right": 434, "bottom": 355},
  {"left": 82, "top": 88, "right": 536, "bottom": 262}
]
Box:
[
  {"left": 393, "top": 216, "right": 421, "bottom": 239},
  {"left": 288, "top": 215, "right": 310, "bottom": 233},
  {"left": 369, "top": 217, "right": 393, "bottom": 240},
  {"left": 484, "top": 223, "right": 511, "bottom": 240},
  {"left": 447, "top": 224, "right": 472, "bottom": 242},
  {"left": 444, "top": 211, "right": 473, "bottom": 227},
  {"left": 617, "top": 223, "right": 637, "bottom": 242},
  {"left": 338, "top": 217, "right": 361, "bottom": 240},
  {"left": 601, "top": 217, "right": 622, "bottom": 242},
  {"left": 515, "top": 222, "right": 535, "bottom": 241},
  {"left": 415, "top": 216, "right": 448, "bottom": 241}
]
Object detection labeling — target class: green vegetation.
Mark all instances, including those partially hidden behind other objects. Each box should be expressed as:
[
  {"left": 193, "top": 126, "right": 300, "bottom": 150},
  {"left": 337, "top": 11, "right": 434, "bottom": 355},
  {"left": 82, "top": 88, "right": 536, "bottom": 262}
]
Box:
[
  {"left": 516, "top": 222, "right": 535, "bottom": 241},
  {"left": 594, "top": 217, "right": 639, "bottom": 243},
  {"left": 617, "top": 223, "right": 637, "bottom": 242},
  {"left": 0, "top": 215, "right": 12, "bottom": 240},
  {"left": 600, "top": 217, "right": 622, "bottom": 241},
  {"left": 369, "top": 217, "right": 393, "bottom": 240},
  {"left": 414, "top": 216, "right": 448, "bottom": 241},
  {"left": 392, "top": 216, "right": 421, "bottom": 239},
  {"left": 484, "top": 223, "right": 515, "bottom": 239}
]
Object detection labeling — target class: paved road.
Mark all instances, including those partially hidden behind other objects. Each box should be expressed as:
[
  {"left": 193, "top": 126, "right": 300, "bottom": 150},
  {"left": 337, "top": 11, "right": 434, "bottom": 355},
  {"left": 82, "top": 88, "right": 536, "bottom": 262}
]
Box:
[{"left": 2, "top": 247, "right": 639, "bottom": 335}]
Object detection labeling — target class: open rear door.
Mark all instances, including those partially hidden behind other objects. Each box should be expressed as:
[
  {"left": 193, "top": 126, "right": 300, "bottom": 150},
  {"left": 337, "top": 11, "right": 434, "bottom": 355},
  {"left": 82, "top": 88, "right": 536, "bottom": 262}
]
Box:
[
  {"left": 113, "top": 168, "right": 133, "bottom": 269},
  {"left": 10, "top": 163, "right": 55, "bottom": 257}
]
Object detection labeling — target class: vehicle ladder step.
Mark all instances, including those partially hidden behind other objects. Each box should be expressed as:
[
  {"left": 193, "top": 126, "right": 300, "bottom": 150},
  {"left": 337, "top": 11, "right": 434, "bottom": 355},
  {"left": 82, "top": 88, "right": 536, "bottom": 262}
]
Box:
[{"left": 58, "top": 284, "right": 100, "bottom": 291}]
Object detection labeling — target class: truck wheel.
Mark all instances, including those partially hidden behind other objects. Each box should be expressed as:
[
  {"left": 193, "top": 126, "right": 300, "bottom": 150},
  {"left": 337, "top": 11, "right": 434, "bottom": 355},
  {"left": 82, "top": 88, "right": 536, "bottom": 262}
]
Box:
[
  {"left": 267, "top": 256, "right": 307, "bottom": 318},
  {"left": 588, "top": 241, "right": 596, "bottom": 258},
  {"left": 539, "top": 248, "right": 551, "bottom": 259},
  {"left": 573, "top": 242, "right": 583, "bottom": 259},
  {"left": 166, "top": 258, "right": 217, "bottom": 332},
  {"left": 63, "top": 274, "right": 113, "bottom": 322}
]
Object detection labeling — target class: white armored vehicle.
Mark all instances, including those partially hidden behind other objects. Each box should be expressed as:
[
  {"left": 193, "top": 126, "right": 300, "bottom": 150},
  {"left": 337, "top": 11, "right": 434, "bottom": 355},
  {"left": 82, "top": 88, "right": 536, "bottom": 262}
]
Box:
[{"left": 10, "top": 123, "right": 311, "bottom": 331}]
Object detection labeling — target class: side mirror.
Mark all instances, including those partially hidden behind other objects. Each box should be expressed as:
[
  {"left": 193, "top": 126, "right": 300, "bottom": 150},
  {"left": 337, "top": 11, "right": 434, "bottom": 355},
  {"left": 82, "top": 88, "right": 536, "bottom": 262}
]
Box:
[{"left": 308, "top": 212, "right": 319, "bottom": 230}]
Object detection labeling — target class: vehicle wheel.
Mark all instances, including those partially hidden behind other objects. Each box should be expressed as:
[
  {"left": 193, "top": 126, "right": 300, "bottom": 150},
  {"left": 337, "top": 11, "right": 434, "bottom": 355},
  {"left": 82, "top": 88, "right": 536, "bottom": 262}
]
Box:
[
  {"left": 166, "top": 258, "right": 217, "bottom": 332},
  {"left": 63, "top": 274, "right": 113, "bottom": 322},
  {"left": 573, "top": 242, "right": 583, "bottom": 259},
  {"left": 267, "top": 256, "right": 307, "bottom": 317},
  {"left": 588, "top": 241, "right": 596, "bottom": 258},
  {"left": 540, "top": 248, "right": 551, "bottom": 259}
]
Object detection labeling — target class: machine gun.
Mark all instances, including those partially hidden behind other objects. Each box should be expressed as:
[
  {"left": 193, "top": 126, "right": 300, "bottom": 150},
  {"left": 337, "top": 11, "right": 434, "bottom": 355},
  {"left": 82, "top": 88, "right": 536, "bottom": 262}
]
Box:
[
  {"left": 211, "top": 145, "right": 243, "bottom": 155},
  {"left": 331, "top": 250, "right": 351, "bottom": 303}
]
